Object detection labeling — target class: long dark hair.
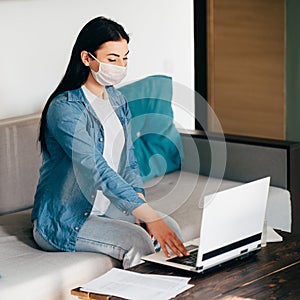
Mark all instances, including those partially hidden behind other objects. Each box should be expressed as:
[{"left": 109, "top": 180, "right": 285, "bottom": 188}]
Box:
[{"left": 39, "top": 16, "right": 129, "bottom": 153}]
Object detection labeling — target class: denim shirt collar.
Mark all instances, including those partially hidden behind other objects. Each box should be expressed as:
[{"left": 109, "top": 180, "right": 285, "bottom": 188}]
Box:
[{"left": 66, "top": 86, "right": 125, "bottom": 125}]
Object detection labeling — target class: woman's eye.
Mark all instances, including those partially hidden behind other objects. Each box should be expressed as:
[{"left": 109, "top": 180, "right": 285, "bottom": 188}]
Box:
[{"left": 108, "top": 59, "right": 116, "bottom": 62}]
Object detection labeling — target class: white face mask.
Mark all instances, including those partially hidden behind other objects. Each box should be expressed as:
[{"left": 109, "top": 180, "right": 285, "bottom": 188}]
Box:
[{"left": 88, "top": 52, "right": 127, "bottom": 86}]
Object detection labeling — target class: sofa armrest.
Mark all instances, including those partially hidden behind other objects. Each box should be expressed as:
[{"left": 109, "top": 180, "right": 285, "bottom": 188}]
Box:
[
  {"left": 179, "top": 129, "right": 300, "bottom": 234},
  {"left": 0, "top": 113, "right": 41, "bottom": 215}
]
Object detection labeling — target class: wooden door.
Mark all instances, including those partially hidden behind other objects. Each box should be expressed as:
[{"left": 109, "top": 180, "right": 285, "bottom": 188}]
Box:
[{"left": 207, "top": 0, "right": 285, "bottom": 139}]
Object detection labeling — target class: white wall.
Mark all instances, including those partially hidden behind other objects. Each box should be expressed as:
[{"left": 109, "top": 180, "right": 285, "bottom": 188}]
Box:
[{"left": 0, "top": 0, "right": 194, "bottom": 129}]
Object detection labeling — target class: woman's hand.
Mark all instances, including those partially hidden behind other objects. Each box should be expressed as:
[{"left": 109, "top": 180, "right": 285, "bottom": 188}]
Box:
[
  {"left": 132, "top": 203, "right": 189, "bottom": 258},
  {"left": 146, "top": 218, "right": 189, "bottom": 258}
]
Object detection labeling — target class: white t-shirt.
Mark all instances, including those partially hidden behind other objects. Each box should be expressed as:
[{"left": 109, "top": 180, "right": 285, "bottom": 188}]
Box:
[{"left": 81, "top": 85, "right": 125, "bottom": 215}]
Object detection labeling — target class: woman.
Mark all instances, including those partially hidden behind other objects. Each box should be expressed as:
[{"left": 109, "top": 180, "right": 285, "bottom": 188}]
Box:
[{"left": 32, "top": 16, "right": 188, "bottom": 268}]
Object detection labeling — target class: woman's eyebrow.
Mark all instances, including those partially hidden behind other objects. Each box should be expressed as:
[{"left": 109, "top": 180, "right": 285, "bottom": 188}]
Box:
[{"left": 107, "top": 50, "right": 130, "bottom": 57}]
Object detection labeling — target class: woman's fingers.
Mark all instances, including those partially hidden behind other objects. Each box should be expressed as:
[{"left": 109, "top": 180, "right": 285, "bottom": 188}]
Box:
[
  {"left": 146, "top": 220, "right": 189, "bottom": 258},
  {"left": 159, "top": 234, "right": 189, "bottom": 258},
  {"left": 168, "top": 236, "right": 189, "bottom": 257},
  {"left": 131, "top": 204, "right": 189, "bottom": 257}
]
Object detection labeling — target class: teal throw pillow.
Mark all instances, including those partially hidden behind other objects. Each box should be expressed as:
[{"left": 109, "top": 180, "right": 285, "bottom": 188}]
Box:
[{"left": 118, "top": 75, "right": 184, "bottom": 182}]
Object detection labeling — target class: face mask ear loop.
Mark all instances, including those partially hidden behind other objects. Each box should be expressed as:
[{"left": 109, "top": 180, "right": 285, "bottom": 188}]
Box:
[
  {"left": 88, "top": 52, "right": 102, "bottom": 74},
  {"left": 88, "top": 52, "right": 99, "bottom": 63}
]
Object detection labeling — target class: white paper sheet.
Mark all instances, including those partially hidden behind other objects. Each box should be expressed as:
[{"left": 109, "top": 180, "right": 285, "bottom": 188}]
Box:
[
  {"left": 81, "top": 268, "right": 194, "bottom": 300},
  {"left": 266, "top": 226, "right": 283, "bottom": 243}
]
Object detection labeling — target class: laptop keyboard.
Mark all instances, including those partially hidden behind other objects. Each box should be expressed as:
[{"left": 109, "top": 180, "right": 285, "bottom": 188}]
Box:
[{"left": 168, "top": 249, "right": 198, "bottom": 267}]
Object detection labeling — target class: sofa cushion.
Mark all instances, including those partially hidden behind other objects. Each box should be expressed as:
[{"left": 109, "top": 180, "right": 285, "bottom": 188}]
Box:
[{"left": 0, "top": 209, "right": 121, "bottom": 300}]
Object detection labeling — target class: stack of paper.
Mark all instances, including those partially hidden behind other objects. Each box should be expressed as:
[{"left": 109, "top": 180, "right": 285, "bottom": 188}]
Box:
[{"left": 81, "top": 268, "right": 194, "bottom": 300}]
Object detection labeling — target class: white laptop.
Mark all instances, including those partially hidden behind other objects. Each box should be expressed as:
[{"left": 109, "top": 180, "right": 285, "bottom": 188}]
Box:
[{"left": 142, "top": 177, "right": 270, "bottom": 273}]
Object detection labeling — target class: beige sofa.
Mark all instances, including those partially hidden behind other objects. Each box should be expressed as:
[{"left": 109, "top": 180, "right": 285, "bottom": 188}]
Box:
[{"left": 0, "top": 110, "right": 296, "bottom": 299}]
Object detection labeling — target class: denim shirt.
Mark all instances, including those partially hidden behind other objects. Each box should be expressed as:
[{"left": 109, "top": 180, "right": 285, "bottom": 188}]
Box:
[{"left": 31, "top": 86, "right": 145, "bottom": 251}]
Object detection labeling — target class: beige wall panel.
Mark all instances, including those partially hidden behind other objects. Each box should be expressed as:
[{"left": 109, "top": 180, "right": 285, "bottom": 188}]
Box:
[{"left": 207, "top": 0, "right": 285, "bottom": 139}]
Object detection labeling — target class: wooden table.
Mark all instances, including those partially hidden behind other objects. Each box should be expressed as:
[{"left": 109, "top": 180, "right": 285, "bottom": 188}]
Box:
[{"left": 71, "top": 231, "right": 300, "bottom": 299}]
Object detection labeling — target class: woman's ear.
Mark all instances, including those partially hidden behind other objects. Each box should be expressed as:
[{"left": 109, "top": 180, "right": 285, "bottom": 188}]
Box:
[{"left": 81, "top": 51, "right": 90, "bottom": 67}]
